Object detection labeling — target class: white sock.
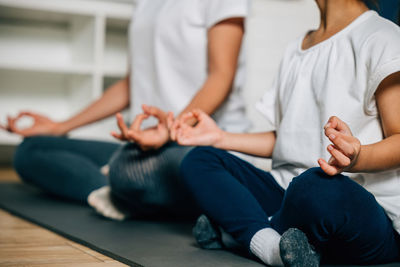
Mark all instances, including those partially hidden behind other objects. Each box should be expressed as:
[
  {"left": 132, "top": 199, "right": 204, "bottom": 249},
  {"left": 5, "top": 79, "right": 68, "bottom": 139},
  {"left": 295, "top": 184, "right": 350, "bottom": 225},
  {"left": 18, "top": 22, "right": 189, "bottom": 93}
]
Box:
[
  {"left": 250, "top": 228, "right": 283, "bottom": 266},
  {"left": 87, "top": 186, "right": 130, "bottom": 221}
]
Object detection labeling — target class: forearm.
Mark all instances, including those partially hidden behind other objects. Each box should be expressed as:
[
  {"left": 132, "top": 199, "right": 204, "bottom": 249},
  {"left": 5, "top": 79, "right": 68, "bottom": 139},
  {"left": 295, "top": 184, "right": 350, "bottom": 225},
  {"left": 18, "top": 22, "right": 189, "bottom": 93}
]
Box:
[
  {"left": 179, "top": 18, "right": 243, "bottom": 120},
  {"left": 352, "top": 134, "right": 400, "bottom": 172},
  {"left": 215, "top": 131, "right": 276, "bottom": 157},
  {"left": 179, "top": 71, "right": 234, "bottom": 118},
  {"left": 60, "top": 76, "right": 130, "bottom": 133}
]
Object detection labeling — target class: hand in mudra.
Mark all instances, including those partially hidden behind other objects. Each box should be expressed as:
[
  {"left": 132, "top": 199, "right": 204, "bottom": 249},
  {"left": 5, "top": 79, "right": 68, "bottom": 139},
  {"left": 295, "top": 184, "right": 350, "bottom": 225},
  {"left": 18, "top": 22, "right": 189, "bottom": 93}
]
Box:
[
  {"left": 171, "top": 109, "right": 223, "bottom": 147},
  {"left": 111, "top": 104, "right": 172, "bottom": 151},
  {"left": 318, "top": 116, "right": 361, "bottom": 176},
  {"left": 3, "top": 111, "right": 65, "bottom": 137}
]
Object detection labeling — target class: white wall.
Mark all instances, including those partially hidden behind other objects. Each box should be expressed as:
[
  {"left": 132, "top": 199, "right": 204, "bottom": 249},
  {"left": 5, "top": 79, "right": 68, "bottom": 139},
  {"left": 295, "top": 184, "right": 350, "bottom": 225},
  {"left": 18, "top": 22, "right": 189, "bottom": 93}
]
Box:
[{"left": 245, "top": 0, "right": 319, "bottom": 131}]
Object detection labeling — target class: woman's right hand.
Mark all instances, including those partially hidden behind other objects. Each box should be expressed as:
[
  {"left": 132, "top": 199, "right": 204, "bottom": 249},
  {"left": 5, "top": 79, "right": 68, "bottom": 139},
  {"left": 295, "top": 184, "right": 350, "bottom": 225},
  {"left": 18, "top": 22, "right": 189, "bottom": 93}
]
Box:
[
  {"left": 111, "top": 105, "right": 171, "bottom": 151},
  {"left": 171, "top": 109, "right": 224, "bottom": 147},
  {"left": 4, "top": 111, "right": 66, "bottom": 137}
]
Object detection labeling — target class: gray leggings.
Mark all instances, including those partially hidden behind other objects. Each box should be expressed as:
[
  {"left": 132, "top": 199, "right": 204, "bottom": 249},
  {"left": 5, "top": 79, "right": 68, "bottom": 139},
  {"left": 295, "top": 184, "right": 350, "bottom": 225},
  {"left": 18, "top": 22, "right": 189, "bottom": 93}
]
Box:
[
  {"left": 14, "top": 136, "right": 197, "bottom": 218},
  {"left": 108, "top": 142, "right": 197, "bottom": 218}
]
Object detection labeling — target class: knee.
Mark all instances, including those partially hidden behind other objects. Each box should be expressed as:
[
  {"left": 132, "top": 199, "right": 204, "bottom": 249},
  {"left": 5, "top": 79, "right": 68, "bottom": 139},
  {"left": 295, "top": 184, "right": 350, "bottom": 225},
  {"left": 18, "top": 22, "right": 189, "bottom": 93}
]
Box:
[
  {"left": 13, "top": 137, "right": 41, "bottom": 179},
  {"left": 285, "top": 167, "right": 333, "bottom": 209},
  {"left": 180, "top": 146, "right": 222, "bottom": 189},
  {"left": 181, "top": 146, "right": 221, "bottom": 172},
  {"left": 290, "top": 167, "right": 327, "bottom": 189}
]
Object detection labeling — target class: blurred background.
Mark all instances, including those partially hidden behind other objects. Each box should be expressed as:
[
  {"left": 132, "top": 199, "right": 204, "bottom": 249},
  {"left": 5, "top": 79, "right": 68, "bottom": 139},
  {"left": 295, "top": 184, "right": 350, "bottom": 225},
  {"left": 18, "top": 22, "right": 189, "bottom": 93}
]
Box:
[{"left": 0, "top": 0, "right": 398, "bottom": 165}]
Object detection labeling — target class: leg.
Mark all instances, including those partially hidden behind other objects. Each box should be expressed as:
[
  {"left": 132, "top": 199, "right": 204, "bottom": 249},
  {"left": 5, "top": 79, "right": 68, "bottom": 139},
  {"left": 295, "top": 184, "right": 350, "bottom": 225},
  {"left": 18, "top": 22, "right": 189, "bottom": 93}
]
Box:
[
  {"left": 271, "top": 167, "right": 400, "bottom": 264},
  {"left": 108, "top": 142, "right": 197, "bottom": 218},
  {"left": 180, "top": 146, "right": 284, "bottom": 248},
  {"left": 13, "top": 136, "right": 120, "bottom": 203}
]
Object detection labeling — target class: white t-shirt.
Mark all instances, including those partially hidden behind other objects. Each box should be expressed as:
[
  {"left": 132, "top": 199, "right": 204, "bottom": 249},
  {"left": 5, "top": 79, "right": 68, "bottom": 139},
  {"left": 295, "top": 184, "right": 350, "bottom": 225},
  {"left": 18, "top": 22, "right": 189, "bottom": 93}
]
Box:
[
  {"left": 128, "top": 0, "right": 251, "bottom": 132},
  {"left": 256, "top": 11, "right": 400, "bottom": 233}
]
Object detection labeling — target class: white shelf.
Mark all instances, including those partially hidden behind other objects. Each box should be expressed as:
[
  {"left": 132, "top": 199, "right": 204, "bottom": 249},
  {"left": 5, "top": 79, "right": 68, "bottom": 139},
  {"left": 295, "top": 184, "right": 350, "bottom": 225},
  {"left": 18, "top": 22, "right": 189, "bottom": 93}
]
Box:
[
  {"left": 0, "top": 60, "right": 93, "bottom": 75},
  {"left": 0, "top": 7, "right": 96, "bottom": 68},
  {"left": 103, "top": 68, "right": 127, "bottom": 78},
  {"left": 0, "top": 0, "right": 132, "bottom": 145},
  {"left": 103, "top": 17, "right": 129, "bottom": 77},
  {"left": 0, "top": 0, "right": 133, "bottom": 19}
]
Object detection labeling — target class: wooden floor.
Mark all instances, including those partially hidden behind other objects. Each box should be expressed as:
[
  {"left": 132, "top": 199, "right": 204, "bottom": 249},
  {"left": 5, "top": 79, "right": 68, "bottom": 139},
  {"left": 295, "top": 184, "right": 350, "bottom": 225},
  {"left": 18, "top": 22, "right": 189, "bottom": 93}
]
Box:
[{"left": 0, "top": 168, "right": 126, "bottom": 267}]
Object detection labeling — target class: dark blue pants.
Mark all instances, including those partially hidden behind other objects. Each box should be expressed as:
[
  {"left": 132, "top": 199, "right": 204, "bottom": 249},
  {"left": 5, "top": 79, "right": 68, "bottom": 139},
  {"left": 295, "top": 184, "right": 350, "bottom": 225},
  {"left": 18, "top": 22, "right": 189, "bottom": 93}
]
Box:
[{"left": 181, "top": 147, "right": 400, "bottom": 264}]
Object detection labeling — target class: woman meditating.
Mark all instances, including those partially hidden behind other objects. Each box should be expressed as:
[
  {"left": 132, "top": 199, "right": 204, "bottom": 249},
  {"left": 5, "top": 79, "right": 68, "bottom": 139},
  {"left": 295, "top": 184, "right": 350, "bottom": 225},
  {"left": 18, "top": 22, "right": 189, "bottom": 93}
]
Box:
[{"left": 173, "top": 0, "right": 400, "bottom": 265}]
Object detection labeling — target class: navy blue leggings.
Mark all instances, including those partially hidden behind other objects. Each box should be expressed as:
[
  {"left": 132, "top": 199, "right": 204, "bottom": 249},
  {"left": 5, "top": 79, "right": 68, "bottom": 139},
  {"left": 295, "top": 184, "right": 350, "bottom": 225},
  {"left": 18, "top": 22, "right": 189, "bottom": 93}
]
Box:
[
  {"left": 181, "top": 147, "right": 400, "bottom": 264},
  {"left": 13, "top": 136, "right": 119, "bottom": 202}
]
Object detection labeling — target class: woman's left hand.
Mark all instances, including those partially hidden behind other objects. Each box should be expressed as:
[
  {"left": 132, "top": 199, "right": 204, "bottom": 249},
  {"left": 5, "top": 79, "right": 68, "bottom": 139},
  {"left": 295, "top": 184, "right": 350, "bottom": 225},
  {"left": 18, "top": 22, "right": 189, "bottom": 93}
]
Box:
[
  {"left": 111, "top": 105, "right": 172, "bottom": 151},
  {"left": 318, "top": 116, "right": 361, "bottom": 176}
]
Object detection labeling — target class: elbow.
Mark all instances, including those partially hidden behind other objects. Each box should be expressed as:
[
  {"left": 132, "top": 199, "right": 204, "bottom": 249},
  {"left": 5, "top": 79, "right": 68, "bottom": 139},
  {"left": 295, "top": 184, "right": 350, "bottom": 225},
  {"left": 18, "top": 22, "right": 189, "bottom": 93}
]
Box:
[{"left": 265, "top": 132, "right": 276, "bottom": 158}]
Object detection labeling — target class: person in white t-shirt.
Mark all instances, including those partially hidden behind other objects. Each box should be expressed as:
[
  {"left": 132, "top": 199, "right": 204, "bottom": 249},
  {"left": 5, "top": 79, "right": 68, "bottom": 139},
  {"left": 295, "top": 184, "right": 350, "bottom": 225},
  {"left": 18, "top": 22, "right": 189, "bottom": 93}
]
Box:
[
  {"left": 174, "top": 0, "right": 400, "bottom": 265},
  {"left": 3, "top": 0, "right": 251, "bottom": 220}
]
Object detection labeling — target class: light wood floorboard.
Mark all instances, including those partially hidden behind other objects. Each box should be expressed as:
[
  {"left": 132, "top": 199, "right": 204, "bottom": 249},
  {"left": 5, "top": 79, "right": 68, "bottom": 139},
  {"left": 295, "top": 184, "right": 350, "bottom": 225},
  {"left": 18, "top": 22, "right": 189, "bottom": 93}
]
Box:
[{"left": 0, "top": 168, "right": 127, "bottom": 267}]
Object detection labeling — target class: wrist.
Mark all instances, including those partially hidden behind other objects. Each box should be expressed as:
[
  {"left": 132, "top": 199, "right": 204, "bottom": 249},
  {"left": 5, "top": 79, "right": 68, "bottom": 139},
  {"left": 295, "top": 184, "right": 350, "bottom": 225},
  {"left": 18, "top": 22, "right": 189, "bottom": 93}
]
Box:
[
  {"left": 214, "top": 130, "right": 227, "bottom": 149},
  {"left": 347, "top": 144, "right": 366, "bottom": 173},
  {"left": 55, "top": 121, "right": 72, "bottom": 135}
]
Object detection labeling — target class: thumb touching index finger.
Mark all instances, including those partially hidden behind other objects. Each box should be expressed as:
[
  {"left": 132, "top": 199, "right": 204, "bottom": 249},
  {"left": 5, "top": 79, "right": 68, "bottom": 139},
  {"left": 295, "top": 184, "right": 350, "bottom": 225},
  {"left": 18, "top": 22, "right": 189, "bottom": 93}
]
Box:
[{"left": 326, "top": 116, "right": 352, "bottom": 135}]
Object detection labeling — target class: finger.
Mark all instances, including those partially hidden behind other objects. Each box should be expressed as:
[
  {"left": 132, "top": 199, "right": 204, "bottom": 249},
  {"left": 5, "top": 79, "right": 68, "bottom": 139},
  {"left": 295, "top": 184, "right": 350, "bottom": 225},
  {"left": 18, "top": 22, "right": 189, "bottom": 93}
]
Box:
[
  {"left": 176, "top": 124, "right": 194, "bottom": 140},
  {"left": 318, "top": 158, "right": 340, "bottom": 176},
  {"left": 170, "top": 126, "right": 177, "bottom": 141},
  {"left": 111, "top": 131, "right": 127, "bottom": 141},
  {"left": 180, "top": 112, "right": 195, "bottom": 123},
  {"left": 142, "top": 105, "right": 166, "bottom": 122},
  {"left": 192, "top": 109, "right": 207, "bottom": 120},
  {"left": 325, "top": 128, "right": 354, "bottom": 157},
  {"left": 172, "top": 113, "right": 193, "bottom": 140},
  {"left": 327, "top": 144, "right": 351, "bottom": 167},
  {"left": 172, "top": 114, "right": 187, "bottom": 129},
  {"left": 332, "top": 116, "right": 352, "bottom": 135},
  {"left": 170, "top": 120, "right": 180, "bottom": 141},
  {"left": 126, "top": 130, "right": 141, "bottom": 143},
  {"left": 17, "top": 111, "right": 38, "bottom": 119},
  {"left": 191, "top": 109, "right": 212, "bottom": 126},
  {"left": 325, "top": 116, "right": 352, "bottom": 135},
  {"left": 182, "top": 112, "right": 199, "bottom": 127},
  {"left": 176, "top": 129, "right": 190, "bottom": 145},
  {"left": 324, "top": 117, "right": 335, "bottom": 130},
  {"left": 324, "top": 116, "right": 342, "bottom": 130},
  {"left": 327, "top": 156, "right": 337, "bottom": 165},
  {"left": 175, "top": 123, "right": 191, "bottom": 140},
  {"left": 166, "top": 112, "right": 174, "bottom": 130},
  {"left": 7, "top": 116, "right": 21, "bottom": 134},
  {"left": 179, "top": 122, "right": 192, "bottom": 133},
  {"left": 131, "top": 113, "right": 149, "bottom": 132},
  {"left": 115, "top": 113, "right": 130, "bottom": 138}
]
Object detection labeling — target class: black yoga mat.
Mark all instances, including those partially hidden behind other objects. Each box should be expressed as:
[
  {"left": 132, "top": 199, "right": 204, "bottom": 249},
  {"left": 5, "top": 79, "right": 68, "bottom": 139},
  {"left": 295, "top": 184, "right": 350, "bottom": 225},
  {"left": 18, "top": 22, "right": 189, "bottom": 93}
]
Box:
[
  {"left": 0, "top": 182, "right": 263, "bottom": 267},
  {"left": 1, "top": 182, "right": 400, "bottom": 267}
]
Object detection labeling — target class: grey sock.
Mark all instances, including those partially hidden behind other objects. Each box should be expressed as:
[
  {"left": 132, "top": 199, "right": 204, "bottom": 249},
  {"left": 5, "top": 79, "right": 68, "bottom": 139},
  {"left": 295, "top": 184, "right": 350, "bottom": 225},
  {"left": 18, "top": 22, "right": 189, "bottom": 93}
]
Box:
[
  {"left": 279, "top": 228, "right": 320, "bottom": 267},
  {"left": 192, "top": 214, "right": 223, "bottom": 249}
]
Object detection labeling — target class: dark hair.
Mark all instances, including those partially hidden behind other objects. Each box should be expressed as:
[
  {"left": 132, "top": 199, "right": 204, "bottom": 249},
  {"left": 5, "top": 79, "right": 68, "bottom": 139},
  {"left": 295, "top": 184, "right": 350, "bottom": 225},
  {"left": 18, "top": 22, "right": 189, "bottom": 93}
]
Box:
[{"left": 362, "top": 0, "right": 379, "bottom": 9}]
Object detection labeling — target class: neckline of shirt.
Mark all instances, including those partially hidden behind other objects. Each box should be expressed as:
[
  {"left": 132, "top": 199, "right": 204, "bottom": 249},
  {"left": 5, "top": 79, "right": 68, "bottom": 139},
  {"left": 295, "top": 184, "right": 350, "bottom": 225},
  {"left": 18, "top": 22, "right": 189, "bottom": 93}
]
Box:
[{"left": 297, "top": 10, "right": 377, "bottom": 55}]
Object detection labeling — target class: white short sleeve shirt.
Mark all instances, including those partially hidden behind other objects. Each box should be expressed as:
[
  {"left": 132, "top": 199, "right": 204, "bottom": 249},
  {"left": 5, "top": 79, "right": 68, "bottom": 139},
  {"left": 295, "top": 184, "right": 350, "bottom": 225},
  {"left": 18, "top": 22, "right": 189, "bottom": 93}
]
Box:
[
  {"left": 129, "top": 0, "right": 251, "bottom": 132},
  {"left": 256, "top": 11, "right": 400, "bottom": 233}
]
